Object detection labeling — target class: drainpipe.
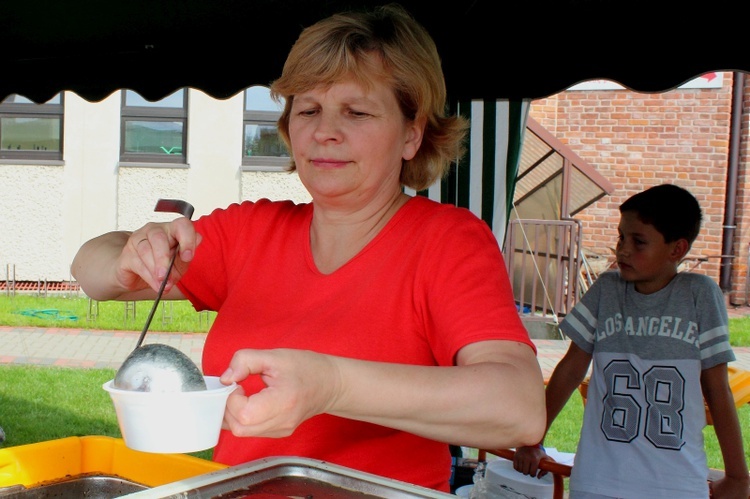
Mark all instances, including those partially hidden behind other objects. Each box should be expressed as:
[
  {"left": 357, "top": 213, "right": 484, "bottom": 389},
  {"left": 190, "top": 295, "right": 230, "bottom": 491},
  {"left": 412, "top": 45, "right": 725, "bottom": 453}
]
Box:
[{"left": 720, "top": 72, "right": 744, "bottom": 293}]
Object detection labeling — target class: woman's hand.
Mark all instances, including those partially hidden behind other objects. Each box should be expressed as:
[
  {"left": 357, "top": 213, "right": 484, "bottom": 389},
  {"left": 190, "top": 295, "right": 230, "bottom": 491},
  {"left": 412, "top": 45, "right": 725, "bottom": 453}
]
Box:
[
  {"left": 71, "top": 216, "right": 200, "bottom": 301},
  {"left": 219, "top": 340, "right": 545, "bottom": 450},
  {"left": 124, "top": 217, "right": 200, "bottom": 294},
  {"left": 220, "top": 349, "right": 340, "bottom": 438}
]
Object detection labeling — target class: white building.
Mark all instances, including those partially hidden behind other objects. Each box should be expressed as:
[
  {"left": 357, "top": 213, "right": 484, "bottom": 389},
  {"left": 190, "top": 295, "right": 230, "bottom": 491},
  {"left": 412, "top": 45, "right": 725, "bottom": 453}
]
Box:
[
  {"left": 0, "top": 87, "right": 311, "bottom": 282},
  {"left": 0, "top": 89, "right": 525, "bottom": 285}
]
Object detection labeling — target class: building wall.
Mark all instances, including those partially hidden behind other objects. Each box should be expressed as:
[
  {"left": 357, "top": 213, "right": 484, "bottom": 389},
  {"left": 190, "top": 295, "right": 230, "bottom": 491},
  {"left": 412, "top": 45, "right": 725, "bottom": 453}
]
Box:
[
  {"left": 0, "top": 89, "right": 310, "bottom": 283},
  {"left": 734, "top": 76, "right": 750, "bottom": 306},
  {"left": 4, "top": 78, "right": 747, "bottom": 307},
  {"left": 528, "top": 72, "right": 750, "bottom": 306},
  {"left": 0, "top": 91, "right": 520, "bottom": 286}
]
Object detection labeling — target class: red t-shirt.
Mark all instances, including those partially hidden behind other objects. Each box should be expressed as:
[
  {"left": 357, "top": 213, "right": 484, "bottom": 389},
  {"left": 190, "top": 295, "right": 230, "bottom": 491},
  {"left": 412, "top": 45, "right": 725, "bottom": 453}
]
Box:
[{"left": 177, "top": 195, "right": 534, "bottom": 491}]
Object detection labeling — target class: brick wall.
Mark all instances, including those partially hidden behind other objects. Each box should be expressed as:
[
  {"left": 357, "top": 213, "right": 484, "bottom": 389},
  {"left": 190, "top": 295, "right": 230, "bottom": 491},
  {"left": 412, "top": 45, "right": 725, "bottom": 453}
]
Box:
[
  {"left": 734, "top": 75, "right": 750, "bottom": 306},
  {"left": 528, "top": 73, "right": 750, "bottom": 306}
]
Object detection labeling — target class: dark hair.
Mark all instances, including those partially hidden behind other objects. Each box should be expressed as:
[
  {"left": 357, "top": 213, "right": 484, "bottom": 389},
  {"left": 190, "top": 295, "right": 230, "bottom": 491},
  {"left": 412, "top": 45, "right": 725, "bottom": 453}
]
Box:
[{"left": 619, "top": 184, "right": 702, "bottom": 245}]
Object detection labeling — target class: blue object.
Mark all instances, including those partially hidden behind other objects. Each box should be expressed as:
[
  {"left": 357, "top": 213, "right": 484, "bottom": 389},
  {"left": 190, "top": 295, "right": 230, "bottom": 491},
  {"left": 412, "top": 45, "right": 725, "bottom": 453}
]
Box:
[{"left": 515, "top": 303, "right": 531, "bottom": 314}]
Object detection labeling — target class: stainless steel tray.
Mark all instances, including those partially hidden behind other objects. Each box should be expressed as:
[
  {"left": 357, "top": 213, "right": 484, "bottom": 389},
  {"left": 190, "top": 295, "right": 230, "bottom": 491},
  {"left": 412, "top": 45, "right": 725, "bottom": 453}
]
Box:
[
  {"left": 122, "top": 456, "right": 456, "bottom": 498},
  {"left": 0, "top": 474, "right": 147, "bottom": 498}
]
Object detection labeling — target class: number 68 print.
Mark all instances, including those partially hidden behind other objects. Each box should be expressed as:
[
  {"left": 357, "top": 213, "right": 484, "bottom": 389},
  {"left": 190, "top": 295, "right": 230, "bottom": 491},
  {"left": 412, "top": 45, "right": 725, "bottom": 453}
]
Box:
[{"left": 600, "top": 360, "right": 685, "bottom": 450}]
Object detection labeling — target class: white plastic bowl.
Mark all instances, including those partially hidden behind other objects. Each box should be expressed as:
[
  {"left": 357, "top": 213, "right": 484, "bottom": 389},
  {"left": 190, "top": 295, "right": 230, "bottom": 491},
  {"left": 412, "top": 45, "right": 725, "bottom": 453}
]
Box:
[
  {"left": 484, "top": 458, "right": 553, "bottom": 498},
  {"left": 454, "top": 484, "right": 473, "bottom": 497},
  {"left": 103, "top": 375, "right": 236, "bottom": 454}
]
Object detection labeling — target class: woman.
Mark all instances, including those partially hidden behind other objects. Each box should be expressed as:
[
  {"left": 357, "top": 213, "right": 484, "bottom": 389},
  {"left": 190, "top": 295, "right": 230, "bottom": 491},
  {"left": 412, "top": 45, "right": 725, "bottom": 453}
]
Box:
[{"left": 71, "top": 4, "right": 545, "bottom": 492}]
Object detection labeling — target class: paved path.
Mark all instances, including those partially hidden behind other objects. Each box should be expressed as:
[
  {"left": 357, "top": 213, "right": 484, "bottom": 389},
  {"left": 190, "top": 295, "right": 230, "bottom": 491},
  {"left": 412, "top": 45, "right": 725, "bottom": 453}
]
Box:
[
  {"left": 0, "top": 327, "right": 207, "bottom": 371},
  {"left": 1, "top": 326, "right": 749, "bottom": 377}
]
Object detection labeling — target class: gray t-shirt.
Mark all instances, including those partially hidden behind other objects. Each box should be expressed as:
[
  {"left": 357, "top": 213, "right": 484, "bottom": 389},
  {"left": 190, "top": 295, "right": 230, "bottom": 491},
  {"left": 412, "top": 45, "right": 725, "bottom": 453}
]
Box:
[{"left": 560, "top": 270, "right": 735, "bottom": 498}]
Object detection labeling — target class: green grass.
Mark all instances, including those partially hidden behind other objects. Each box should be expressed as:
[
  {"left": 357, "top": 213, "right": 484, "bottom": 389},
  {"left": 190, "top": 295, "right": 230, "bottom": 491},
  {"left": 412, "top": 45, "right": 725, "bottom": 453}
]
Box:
[
  {"left": 1, "top": 293, "right": 748, "bottom": 345},
  {"left": 0, "top": 363, "right": 746, "bottom": 473},
  {"left": 0, "top": 294, "right": 215, "bottom": 333},
  {"left": 0, "top": 365, "right": 214, "bottom": 460},
  {"left": 0, "top": 294, "right": 216, "bottom": 459},
  {"left": 0, "top": 293, "right": 747, "bottom": 473},
  {"left": 727, "top": 315, "right": 750, "bottom": 347}
]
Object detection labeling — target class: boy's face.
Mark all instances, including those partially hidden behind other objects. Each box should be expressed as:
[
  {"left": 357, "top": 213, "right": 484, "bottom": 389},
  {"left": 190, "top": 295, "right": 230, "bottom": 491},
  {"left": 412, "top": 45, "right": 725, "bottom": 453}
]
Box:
[{"left": 615, "top": 211, "right": 687, "bottom": 294}]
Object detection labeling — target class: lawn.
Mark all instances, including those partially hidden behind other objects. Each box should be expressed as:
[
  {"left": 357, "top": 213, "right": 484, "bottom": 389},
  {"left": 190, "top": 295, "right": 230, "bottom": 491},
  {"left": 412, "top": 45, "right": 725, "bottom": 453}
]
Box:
[
  {"left": 0, "top": 294, "right": 215, "bottom": 333},
  {"left": 0, "top": 364, "right": 214, "bottom": 461},
  {"left": 0, "top": 364, "right": 746, "bottom": 478},
  {"left": 726, "top": 314, "right": 750, "bottom": 347},
  {"left": 1, "top": 293, "right": 748, "bottom": 345},
  {"left": 0, "top": 293, "right": 748, "bottom": 477}
]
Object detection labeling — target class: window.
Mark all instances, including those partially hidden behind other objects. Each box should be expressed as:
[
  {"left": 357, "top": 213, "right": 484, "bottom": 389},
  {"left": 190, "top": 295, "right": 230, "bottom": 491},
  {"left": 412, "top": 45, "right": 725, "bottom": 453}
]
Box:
[
  {"left": 243, "top": 86, "right": 289, "bottom": 169},
  {"left": 121, "top": 89, "right": 186, "bottom": 163},
  {"left": 0, "top": 94, "right": 63, "bottom": 161}
]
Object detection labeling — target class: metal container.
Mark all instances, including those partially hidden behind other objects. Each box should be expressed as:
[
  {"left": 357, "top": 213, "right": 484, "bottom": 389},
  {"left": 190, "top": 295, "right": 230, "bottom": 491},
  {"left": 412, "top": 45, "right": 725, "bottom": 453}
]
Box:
[
  {"left": 0, "top": 475, "right": 147, "bottom": 498},
  {"left": 0, "top": 437, "right": 455, "bottom": 498},
  {"left": 122, "top": 456, "right": 457, "bottom": 498},
  {"left": 0, "top": 436, "right": 225, "bottom": 498}
]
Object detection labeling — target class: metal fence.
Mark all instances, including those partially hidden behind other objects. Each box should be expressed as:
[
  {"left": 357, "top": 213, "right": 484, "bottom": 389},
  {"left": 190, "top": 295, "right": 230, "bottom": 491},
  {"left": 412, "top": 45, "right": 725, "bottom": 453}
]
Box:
[{"left": 502, "top": 219, "right": 585, "bottom": 337}]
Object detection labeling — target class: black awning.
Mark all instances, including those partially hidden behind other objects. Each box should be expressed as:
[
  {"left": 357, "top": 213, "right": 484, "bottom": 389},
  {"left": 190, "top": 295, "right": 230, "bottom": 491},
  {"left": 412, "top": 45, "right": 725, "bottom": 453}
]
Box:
[{"left": 2, "top": 0, "right": 747, "bottom": 103}]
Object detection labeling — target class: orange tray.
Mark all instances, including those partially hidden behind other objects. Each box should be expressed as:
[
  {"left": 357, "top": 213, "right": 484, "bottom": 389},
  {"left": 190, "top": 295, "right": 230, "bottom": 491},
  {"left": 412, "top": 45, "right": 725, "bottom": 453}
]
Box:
[{"left": 0, "top": 435, "right": 227, "bottom": 490}]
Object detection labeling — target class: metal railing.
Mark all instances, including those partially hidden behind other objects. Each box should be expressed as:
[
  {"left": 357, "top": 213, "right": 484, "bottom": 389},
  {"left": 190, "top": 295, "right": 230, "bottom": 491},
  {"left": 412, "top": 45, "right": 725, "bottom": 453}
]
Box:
[{"left": 502, "top": 218, "right": 584, "bottom": 324}]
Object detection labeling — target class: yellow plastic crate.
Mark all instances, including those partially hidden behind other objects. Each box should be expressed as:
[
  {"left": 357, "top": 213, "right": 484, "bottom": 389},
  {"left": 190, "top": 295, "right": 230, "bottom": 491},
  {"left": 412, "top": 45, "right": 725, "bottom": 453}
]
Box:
[{"left": 0, "top": 435, "right": 227, "bottom": 489}]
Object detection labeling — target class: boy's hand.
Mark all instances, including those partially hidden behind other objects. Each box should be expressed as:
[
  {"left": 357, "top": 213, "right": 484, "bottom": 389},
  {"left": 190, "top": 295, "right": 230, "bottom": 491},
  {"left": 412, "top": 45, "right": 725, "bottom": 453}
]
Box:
[
  {"left": 709, "top": 474, "right": 750, "bottom": 498},
  {"left": 513, "top": 445, "right": 555, "bottom": 478}
]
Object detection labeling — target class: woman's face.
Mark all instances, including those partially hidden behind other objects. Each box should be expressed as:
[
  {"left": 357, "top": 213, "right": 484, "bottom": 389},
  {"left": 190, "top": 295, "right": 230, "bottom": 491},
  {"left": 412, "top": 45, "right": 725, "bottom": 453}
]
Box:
[{"left": 287, "top": 74, "right": 423, "bottom": 207}]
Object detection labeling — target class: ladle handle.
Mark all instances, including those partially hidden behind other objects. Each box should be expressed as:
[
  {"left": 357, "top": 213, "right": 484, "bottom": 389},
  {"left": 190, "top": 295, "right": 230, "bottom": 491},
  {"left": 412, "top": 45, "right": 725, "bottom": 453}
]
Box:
[
  {"left": 135, "top": 250, "right": 177, "bottom": 349},
  {"left": 134, "top": 198, "right": 195, "bottom": 350}
]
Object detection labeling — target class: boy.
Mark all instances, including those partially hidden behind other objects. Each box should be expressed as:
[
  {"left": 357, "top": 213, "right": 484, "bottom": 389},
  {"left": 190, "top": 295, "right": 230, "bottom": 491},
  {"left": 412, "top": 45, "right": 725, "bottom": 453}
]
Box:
[{"left": 514, "top": 184, "right": 749, "bottom": 498}]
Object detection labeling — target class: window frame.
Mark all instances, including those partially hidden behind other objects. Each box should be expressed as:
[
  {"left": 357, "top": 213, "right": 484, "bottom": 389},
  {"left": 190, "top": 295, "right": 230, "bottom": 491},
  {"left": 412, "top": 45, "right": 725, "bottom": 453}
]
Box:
[
  {"left": 120, "top": 90, "right": 187, "bottom": 164},
  {"left": 242, "top": 88, "right": 289, "bottom": 170},
  {"left": 0, "top": 94, "right": 64, "bottom": 161}
]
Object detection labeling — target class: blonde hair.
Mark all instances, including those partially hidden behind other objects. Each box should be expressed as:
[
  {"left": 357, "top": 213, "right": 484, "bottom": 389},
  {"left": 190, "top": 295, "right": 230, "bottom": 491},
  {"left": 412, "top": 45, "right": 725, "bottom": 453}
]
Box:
[{"left": 270, "top": 3, "right": 468, "bottom": 191}]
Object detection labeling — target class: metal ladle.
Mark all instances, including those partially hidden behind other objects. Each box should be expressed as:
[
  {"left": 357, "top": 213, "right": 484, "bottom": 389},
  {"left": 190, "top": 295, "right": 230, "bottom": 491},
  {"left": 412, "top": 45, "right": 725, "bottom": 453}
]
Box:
[{"left": 114, "top": 199, "right": 207, "bottom": 393}]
